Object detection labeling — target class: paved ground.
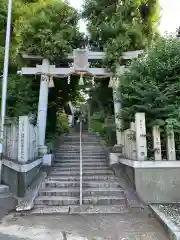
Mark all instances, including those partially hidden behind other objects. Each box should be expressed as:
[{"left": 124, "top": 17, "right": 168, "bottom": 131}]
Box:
[
  {"left": 0, "top": 212, "right": 168, "bottom": 240},
  {"left": 0, "top": 193, "right": 17, "bottom": 220},
  {"left": 0, "top": 192, "right": 168, "bottom": 239}
]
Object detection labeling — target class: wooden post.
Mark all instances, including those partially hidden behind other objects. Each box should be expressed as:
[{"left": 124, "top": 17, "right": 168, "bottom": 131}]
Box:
[
  {"left": 135, "top": 113, "right": 147, "bottom": 161},
  {"left": 166, "top": 126, "right": 176, "bottom": 160},
  {"left": 152, "top": 126, "right": 162, "bottom": 161}
]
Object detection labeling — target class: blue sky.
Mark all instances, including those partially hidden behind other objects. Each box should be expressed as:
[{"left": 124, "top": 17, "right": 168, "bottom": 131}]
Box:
[{"left": 69, "top": 0, "right": 180, "bottom": 35}]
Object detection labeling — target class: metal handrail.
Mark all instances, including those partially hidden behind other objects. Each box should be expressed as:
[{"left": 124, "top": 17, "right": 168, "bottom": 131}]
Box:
[{"left": 79, "top": 120, "right": 83, "bottom": 205}]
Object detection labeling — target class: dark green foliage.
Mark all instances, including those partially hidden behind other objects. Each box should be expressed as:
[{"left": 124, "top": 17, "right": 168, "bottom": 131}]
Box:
[
  {"left": 82, "top": 0, "right": 160, "bottom": 147},
  {"left": 14, "top": 0, "right": 82, "bottom": 58},
  {"left": 83, "top": 0, "right": 160, "bottom": 71},
  {"left": 120, "top": 38, "right": 180, "bottom": 131},
  {"left": 89, "top": 80, "right": 114, "bottom": 116},
  {"left": 0, "top": 0, "right": 82, "bottom": 144}
]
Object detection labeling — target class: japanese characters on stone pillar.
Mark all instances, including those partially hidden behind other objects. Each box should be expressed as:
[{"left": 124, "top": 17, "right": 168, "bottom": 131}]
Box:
[
  {"left": 152, "top": 125, "right": 162, "bottom": 161},
  {"left": 135, "top": 113, "right": 147, "bottom": 161},
  {"left": 166, "top": 126, "right": 176, "bottom": 160},
  {"left": 37, "top": 59, "right": 50, "bottom": 154},
  {"left": 130, "top": 122, "right": 136, "bottom": 160},
  {"left": 123, "top": 122, "right": 136, "bottom": 160},
  {"left": 18, "top": 116, "right": 29, "bottom": 163},
  {"left": 110, "top": 77, "right": 122, "bottom": 146}
]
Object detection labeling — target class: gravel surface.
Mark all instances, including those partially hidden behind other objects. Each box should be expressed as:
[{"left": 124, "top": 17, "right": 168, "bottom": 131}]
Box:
[{"left": 156, "top": 204, "right": 180, "bottom": 228}]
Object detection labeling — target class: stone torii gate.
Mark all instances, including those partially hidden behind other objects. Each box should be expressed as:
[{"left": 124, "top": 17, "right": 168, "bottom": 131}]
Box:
[{"left": 19, "top": 49, "right": 143, "bottom": 154}]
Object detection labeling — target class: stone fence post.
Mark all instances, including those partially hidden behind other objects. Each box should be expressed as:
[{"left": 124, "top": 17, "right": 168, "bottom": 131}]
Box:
[
  {"left": 166, "top": 126, "right": 176, "bottom": 160},
  {"left": 135, "top": 113, "right": 147, "bottom": 161},
  {"left": 152, "top": 125, "right": 162, "bottom": 161}
]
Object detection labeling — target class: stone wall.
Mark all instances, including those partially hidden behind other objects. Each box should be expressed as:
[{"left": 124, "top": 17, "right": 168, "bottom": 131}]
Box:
[
  {"left": 2, "top": 159, "right": 42, "bottom": 197},
  {"left": 114, "top": 160, "right": 180, "bottom": 203}
]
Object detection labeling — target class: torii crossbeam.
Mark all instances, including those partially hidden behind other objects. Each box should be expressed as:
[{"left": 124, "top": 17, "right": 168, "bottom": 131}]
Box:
[{"left": 19, "top": 49, "right": 143, "bottom": 154}]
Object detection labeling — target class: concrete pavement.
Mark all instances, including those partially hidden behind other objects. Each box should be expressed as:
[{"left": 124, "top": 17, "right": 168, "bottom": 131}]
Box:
[
  {"left": 0, "top": 193, "right": 17, "bottom": 221},
  {"left": 0, "top": 192, "right": 168, "bottom": 240},
  {"left": 0, "top": 212, "right": 168, "bottom": 240},
  {"left": 0, "top": 233, "right": 26, "bottom": 240}
]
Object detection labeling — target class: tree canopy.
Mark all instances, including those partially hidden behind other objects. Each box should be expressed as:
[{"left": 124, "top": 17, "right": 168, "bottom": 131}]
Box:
[
  {"left": 0, "top": 0, "right": 83, "bottom": 142},
  {"left": 14, "top": 0, "right": 82, "bottom": 58},
  {"left": 83, "top": 0, "right": 160, "bottom": 70},
  {"left": 120, "top": 38, "right": 180, "bottom": 130}
]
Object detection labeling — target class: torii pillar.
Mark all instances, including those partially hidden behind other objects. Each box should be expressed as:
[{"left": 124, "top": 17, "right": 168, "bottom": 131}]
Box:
[
  {"left": 113, "top": 81, "right": 122, "bottom": 146},
  {"left": 109, "top": 77, "right": 122, "bottom": 150},
  {"left": 37, "top": 59, "right": 50, "bottom": 154},
  {"left": 109, "top": 66, "right": 129, "bottom": 152}
]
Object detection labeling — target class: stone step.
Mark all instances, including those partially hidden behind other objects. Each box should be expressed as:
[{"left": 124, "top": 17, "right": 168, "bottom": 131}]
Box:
[
  {"left": 57, "top": 146, "right": 81, "bottom": 149},
  {"left": 55, "top": 157, "right": 107, "bottom": 161},
  {"left": 35, "top": 195, "right": 125, "bottom": 206},
  {"left": 69, "top": 204, "right": 129, "bottom": 214},
  {"left": 56, "top": 150, "right": 80, "bottom": 152},
  {"left": 42, "top": 180, "right": 80, "bottom": 188},
  {"left": 83, "top": 195, "right": 126, "bottom": 205},
  {"left": 65, "top": 136, "right": 97, "bottom": 138},
  {"left": 56, "top": 153, "right": 105, "bottom": 156},
  {"left": 58, "top": 145, "right": 103, "bottom": 148},
  {"left": 54, "top": 162, "right": 108, "bottom": 167},
  {"left": 56, "top": 155, "right": 106, "bottom": 159},
  {"left": 48, "top": 175, "right": 116, "bottom": 181},
  {"left": 51, "top": 166, "right": 110, "bottom": 171},
  {"left": 54, "top": 162, "right": 108, "bottom": 166},
  {"left": 38, "top": 187, "right": 123, "bottom": 197},
  {"left": 57, "top": 149, "right": 104, "bottom": 152},
  {"left": 42, "top": 180, "right": 120, "bottom": 188},
  {"left": 50, "top": 169, "right": 113, "bottom": 176},
  {"left": 30, "top": 204, "right": 129, "bottom": 215},
  {"left": 55, "top": 159, "right": 107, "bottom": 164},
  {"left": 83, "top": 188, "right": 124, "bottom": 197},
  {"left": 56, "top": 154, "right": 106, "bottom": 158},
  {"left": 56, "top": 151, "right": 105, "bottom": 154},
  {"left": 35, "top": 196, "right": 79, "bottom": 206},
  {"left": 39, "top": 188, "right": 80, "bottom": 197},
  {"left": 61, "top": 142, "right": 99, "bottom": 144}
]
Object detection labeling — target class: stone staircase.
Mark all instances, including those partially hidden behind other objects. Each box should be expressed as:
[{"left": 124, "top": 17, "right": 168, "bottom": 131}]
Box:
[{"left": 34, "top": 132, "right": 128, "bottom": 213}]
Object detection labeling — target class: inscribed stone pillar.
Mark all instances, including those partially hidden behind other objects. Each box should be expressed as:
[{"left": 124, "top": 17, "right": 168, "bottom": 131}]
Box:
[
  {"left": 37, "top": 59, "right": 50, "bottom": 154},
  {"left": 166, "top": 126, "right": 176, "bottom": 161},
  {"left": 112, "top": 81, "right": 122, "bottom": 146},
  {"left": 152, "top": 125, "right": 162, "bottom": 161},
  {"left": 135, "top": 113, "right": 147, "bottom": 161},
  {"left": 18, "top": 116, "right": 29, "bottom": 163}
]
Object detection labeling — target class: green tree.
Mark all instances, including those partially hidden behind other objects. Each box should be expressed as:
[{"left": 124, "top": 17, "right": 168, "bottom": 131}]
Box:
[
  {"left": 0, "top": 0, "right": 83, "bottom": 144},
  {"left": 120, "top": 38, "right": 180, "bottom": 130},
  {"left": 0, "top": 0, "right": 8, "bottom": 66},
  {"left": 83, "top": 0, "right": 160, "bottom": 70},
  {"left": 14, "top": 0, "right": 82, "bottom": 58}
]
